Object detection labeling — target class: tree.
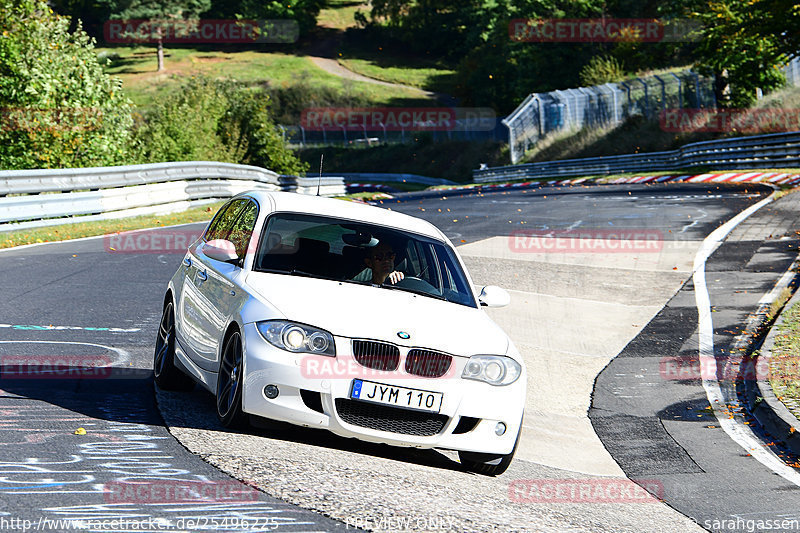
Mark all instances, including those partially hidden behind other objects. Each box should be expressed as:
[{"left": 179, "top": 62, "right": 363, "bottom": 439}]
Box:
[
  {"left": 109, "top": 0, "right": 211, "bottom": 71},
  {"left": 133, "top": 76, "right": 308, "bottom": 175},
  {"left": 0, "top": 0, "right": 134, "bottom": 169},
  {"left": 686, "top": 0, "right": 787, "bottom": 107},
  {"left": 202, "top": 0, "right": 326, "bottom": 36}
]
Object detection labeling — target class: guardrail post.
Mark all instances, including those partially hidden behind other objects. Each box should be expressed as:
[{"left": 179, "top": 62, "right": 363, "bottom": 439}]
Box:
[
  {"left": 669, "top": 73, "right": 683, "bottom": 109},
  {"left": 636, "top": 78, "right": 649, "bottom": 119},
  {"left": 653, "top": 75, "right": 666, "bottom": 113}
]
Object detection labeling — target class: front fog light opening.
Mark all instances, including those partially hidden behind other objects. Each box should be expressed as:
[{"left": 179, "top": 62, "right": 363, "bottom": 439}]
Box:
[
  {"left": 264, "top": 384, "right": 279, "bottom": 399},
  {"left": 495, "top": 422, "right": 506, "bottom": 436}
]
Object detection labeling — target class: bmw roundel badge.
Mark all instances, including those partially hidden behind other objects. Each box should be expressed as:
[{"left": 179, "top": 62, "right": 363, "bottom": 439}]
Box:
[{"left": 397, "top": 331, "right": 410, "bottom": 340}]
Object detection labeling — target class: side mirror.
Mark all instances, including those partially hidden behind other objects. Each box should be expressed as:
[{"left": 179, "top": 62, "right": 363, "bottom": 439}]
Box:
[
  {"left": 203, "top": 239, "right": 238, "bottom": 263},
  {"left": 478, "top": 285, "right": 510, "bottom": 308}
]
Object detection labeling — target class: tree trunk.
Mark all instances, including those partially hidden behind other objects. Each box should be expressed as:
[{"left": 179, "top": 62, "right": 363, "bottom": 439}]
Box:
[
  {"left": 157, "top": 39, "right": 165, "bottom": 71},
  {"left": 713, "top": 69, "right": 729, "bottom": 108}
]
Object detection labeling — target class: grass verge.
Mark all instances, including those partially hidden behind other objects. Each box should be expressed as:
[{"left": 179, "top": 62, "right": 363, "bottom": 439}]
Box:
[
  {"left": 0, "top": 202, "right": 225, "bottom": 250},
  {"left": 769, "top": 300, "right": 800, "bottom": 421},
  {"left": 96, "top": 46, "right": 434, "bottom": 109}
]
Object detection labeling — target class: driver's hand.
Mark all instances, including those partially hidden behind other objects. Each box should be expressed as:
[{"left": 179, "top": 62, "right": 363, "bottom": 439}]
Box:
[{"left": 387, "top": 271, "right": 405, "bottom": 285}]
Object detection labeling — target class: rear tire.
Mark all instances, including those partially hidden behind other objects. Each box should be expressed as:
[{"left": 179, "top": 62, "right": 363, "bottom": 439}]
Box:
[
  {"left": 216, "top": 330, "right": 248, "bottom": 429},
  {"left": 153, "top": 301, "right": 195, "bottom": 391},
  {"left": 459, "top": 422, "right": 521, "bottom": 476}
]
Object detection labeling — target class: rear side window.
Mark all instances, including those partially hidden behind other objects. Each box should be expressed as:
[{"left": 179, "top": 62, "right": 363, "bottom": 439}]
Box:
[
  {"left": 205, "top": 199, "right": 247, "bottom": 242},
  {"left": 228, "top": 201, "right": 258, "bottom": 257}
]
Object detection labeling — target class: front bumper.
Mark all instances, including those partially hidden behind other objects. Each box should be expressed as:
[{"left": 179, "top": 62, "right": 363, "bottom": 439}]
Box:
[{"left": 240, "top": 323, "right": 526, "bottom": 455}]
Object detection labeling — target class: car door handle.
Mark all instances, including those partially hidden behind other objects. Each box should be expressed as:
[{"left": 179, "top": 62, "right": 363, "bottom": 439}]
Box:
[
  {"left": 182, "top": 257, "right": 192, "bottom": 267},
  {"left": 197, "top": 270, "right": 208, "bottom": 282}
]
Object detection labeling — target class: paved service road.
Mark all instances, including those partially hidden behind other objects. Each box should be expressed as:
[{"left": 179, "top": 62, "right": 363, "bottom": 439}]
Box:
[{"left": 0, "top": 183, "right": 787, "bottom": 532}]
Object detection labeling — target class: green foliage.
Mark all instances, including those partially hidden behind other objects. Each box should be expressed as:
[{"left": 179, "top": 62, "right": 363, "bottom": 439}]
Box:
[
  {"left": 0, "top": 0, "right": 134, "bottom": 169},
  {"left": 688, "top": 0, "right": 787, "bottom": 107},
  {"left": 297, "top": 140, "right": 508, "bottom": 182},
  {"left": 110, "top": 0, "right": 212, "bottom": 21},
  {"left": 265, "top": 74, "right": 371, "bottom": 125},
  {"left": 133, "top": 76, "right": 307, "bottom": 175},
  {"left": 579, "top": 55, "right": 625, "bottom": 86},
  {"left": 202, "top": 0, "right": 325, "bottom": 35}
]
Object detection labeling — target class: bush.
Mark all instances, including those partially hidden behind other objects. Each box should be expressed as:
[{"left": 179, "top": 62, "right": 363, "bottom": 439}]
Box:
[
  {"left": 579, "top": 56, "right": 626, "bottom": 86},
  {"left": 133, "top": 76, "right": 307, "bottom": 175},
  {"left": 0, "top": 0, "right": 134, "bottom": 169}
]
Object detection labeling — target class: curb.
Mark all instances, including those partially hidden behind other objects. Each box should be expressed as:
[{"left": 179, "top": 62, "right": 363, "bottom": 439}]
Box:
[
  {"left": 452, "top": 171, "right": 800, "bottom": 194},
  {"left": 368, "top": 174, "right": 780, "bottom": 205},
  {"left": 744, "top": 284, "right": 800, "bottom": 455}
]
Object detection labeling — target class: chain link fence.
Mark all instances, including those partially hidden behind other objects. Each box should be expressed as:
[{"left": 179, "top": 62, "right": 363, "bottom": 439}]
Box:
[
  {"left": 503, "top": 70, "right": 723, "bottom": 163},
  {"left": 504, "top": 58, "right": 800, "bottom": 164}
]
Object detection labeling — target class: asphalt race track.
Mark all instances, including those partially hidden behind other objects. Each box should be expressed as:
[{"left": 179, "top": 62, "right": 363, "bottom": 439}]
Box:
[{"left": 1, "top": 183, "right": 798, "bottom": 532}]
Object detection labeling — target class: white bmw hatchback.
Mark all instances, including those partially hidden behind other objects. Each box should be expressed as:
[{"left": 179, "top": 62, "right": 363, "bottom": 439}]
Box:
[{"left": 155, "top": 191, "right": 526, "bottom": 475}]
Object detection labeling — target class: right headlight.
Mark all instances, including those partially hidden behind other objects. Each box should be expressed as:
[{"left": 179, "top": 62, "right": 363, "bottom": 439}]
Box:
[
  {"left": 257, "top": 320, "right": 336, "bottom": 357},
  {"left": 461, "top": 355, "right": 521, "bottom": 386}
]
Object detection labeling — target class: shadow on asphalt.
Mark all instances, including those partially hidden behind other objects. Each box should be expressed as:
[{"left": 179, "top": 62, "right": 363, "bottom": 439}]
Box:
[
  {"left": 158, "top": 384, "right": 471, "bottom": 474},
  {"left": 0, "top": 365, "right": 471, "bottom": 475}
]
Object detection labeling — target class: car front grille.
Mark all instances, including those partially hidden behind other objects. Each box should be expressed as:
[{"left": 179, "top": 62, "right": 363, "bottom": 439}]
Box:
[
  {"left": 335, "top": 399, "right": 448, "bottom": 436},
  {"left": 405, "top": 349, "right": 453, "bottom": 378},
  {"left": 352, "top": 340, "right": 400, "bottom": 371}
]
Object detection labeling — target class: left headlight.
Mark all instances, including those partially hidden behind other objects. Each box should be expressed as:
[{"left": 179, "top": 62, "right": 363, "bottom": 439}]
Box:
[
  {"left": 462, "top": 355, "right": 521, "bottom": 386},
  {"left": 257, "top": 320, "right": 336, "bottom": 357}
]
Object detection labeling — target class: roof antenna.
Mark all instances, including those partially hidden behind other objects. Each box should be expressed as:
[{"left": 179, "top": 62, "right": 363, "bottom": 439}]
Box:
[{"left": 317, "top": 154, "right": 324, "bottom": 197}]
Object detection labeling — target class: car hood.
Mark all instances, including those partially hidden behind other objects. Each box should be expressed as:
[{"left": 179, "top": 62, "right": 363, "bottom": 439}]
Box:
[{"left": 245, "top": 272, "right": 509, "bottom": 357}]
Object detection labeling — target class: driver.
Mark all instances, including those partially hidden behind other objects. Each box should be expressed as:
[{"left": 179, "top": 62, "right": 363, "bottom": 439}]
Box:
[{"left": 357, "top": 241, "right": 404, "bottom": 285}]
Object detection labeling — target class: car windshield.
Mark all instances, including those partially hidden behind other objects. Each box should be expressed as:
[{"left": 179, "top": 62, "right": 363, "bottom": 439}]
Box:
[{"left": 254, "top": 213, "right": 477, "bottom": 308}]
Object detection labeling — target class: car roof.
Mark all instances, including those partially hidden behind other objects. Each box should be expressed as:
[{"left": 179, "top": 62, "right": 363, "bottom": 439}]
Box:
[{"left": 244, "top": 191, "right": 447, "bottom": 241}]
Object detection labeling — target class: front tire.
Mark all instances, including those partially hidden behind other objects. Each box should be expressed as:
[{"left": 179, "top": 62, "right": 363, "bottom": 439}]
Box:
[
  {"left": 216, "top": 330, "right": 248, "bottom": 429},
  {"left": 153, "top": 301, "right": 195, "bottom": 391}
]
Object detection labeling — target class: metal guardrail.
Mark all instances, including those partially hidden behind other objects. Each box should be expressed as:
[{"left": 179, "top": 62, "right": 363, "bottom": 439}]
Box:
[
  {"left": 0, "top": 161, "right": 346, "bottom": 231},
  {"left": 473, "top": 131, "right": 800, "bottom": 183},
  {"left": 322, "top": 173, "right": 457, "bottom": 186}
]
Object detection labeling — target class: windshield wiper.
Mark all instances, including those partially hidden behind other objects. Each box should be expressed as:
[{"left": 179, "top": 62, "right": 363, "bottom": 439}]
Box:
[
  {"left": 382, "top": 284, "right": 446, "bottom": 300},
  {"left": 258, "top": 268, "right": 323, "bottom": 279}
]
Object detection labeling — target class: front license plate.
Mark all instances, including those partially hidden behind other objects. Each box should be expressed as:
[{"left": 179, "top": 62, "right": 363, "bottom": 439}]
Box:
[{"left": 350, "top": 379, "right": 443, "bottom": 413}]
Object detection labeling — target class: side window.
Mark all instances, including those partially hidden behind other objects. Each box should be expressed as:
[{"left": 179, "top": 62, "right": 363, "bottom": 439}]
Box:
[
  {"left": 205, "top": 199, "right": 246, "bottom": 242},
  {"left": 228, "top": 201, "right": 259, "bottom": 258}
]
